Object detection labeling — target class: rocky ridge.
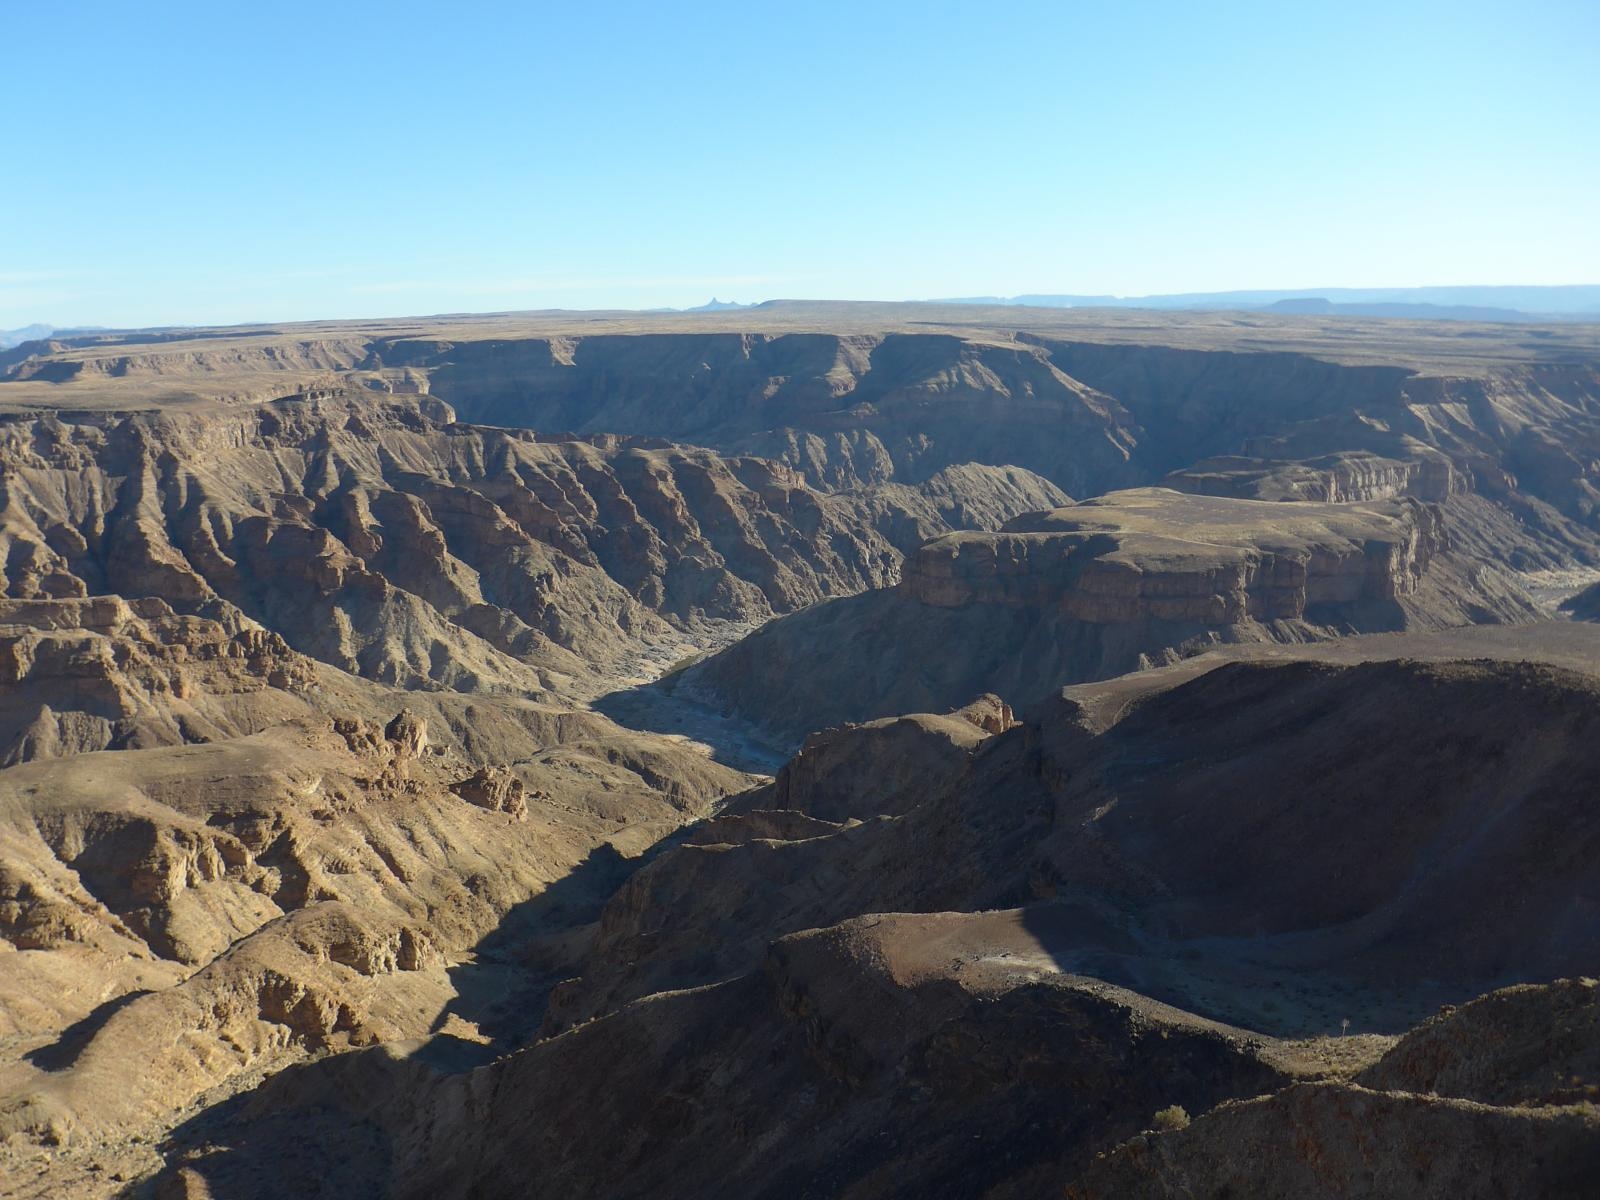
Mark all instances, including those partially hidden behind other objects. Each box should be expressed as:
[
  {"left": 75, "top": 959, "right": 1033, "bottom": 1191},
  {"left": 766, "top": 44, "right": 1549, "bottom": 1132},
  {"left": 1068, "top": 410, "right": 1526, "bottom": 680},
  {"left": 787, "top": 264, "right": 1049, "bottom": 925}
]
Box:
[{"left": 9, "top": 323, "right": 1600, "bottom": 567}]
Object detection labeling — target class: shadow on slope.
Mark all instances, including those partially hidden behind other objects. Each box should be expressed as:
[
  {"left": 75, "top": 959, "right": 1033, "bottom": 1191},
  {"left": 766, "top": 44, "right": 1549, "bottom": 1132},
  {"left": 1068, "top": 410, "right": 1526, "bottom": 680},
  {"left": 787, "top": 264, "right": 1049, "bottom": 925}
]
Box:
[{"left": 592, "top": 678, "right": 789, "bottom": 773}]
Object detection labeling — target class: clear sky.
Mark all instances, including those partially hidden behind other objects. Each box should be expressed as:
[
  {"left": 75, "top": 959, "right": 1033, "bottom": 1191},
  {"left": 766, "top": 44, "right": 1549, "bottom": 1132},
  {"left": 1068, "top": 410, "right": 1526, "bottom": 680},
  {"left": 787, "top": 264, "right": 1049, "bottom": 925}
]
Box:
[{"left": 3, "top": 0, "right": 1597, "bottom": 328}]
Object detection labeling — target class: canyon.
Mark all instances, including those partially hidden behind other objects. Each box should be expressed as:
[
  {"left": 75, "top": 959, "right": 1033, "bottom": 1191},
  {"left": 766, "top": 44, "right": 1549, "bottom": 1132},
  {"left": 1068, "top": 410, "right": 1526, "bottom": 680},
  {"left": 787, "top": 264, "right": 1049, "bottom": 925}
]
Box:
[{"left": 0, "top": 303, "right": 1598, "bottom": 1197}]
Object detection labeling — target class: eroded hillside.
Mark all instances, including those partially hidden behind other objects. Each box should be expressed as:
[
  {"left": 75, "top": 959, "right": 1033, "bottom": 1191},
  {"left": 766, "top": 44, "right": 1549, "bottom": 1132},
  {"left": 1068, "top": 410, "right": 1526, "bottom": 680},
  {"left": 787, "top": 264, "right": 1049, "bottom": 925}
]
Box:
[{"left": 0, "top": 394, "right": 1065, "bottom": 703}]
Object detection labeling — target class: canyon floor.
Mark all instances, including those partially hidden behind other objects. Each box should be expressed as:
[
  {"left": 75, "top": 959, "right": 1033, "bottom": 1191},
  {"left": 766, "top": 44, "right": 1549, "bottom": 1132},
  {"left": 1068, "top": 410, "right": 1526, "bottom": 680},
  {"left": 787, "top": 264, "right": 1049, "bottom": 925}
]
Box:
[{"left": 1, "top": 303, "right": 1598, "bottom": 1198}]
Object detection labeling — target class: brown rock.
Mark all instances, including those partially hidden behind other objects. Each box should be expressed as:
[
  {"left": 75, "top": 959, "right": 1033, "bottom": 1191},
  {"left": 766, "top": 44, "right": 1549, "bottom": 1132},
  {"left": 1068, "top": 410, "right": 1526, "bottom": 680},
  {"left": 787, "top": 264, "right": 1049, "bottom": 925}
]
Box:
[
  {"left": 383, "top": 711, "right": 427, "bottom": 759},
  {"left": 449, "top": 766, "right": 528, "bottom": 819},
  {"left": 949, "top": 692, "right": 1016, "bottom": 734}
]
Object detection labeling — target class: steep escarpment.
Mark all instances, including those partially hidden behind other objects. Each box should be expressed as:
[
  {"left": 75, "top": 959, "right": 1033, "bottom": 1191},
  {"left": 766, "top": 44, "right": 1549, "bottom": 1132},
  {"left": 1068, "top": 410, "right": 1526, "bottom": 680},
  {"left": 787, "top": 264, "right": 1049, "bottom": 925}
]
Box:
[
  {"left": 11, "top": 324, "right": 1600, "bottom": 568},
  {"left": 0, "top": 396, "right": 1064, "bottom": 702},
  {"left": 11, "top": 320, "right": 1600, "bottom": 538},
  {"left": 669, "top": 488, "right": 1537, "bottom": 745},
  {"left": 405, "top": 332, "right": 1141, "bottom": 497},
  {"left": 1036, "top": 340, "right": 1600, "bottom": 541},
  {"left": 1164, "top": 447, "right": 1459, "bottom": 503}
]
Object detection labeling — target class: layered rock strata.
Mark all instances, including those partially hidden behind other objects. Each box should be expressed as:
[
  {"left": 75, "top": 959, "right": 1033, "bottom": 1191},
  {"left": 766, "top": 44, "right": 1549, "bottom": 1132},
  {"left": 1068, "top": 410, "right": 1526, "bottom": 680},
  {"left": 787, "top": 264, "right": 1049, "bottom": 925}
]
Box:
[{"left": 673, "top": 488, "right": 1537, "bottom": 745}]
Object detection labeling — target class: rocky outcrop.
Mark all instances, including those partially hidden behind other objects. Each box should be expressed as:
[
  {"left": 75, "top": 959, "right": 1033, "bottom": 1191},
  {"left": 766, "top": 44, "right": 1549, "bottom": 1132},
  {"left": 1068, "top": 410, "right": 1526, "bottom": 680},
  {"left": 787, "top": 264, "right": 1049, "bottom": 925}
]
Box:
[
  {"left": 1164, "top": 447, "right": 1460, "bottom": 503},
  {"left": 0, "top": 596, "right": 316, "bottom": 765},
  {"left": 673, "top": 489, "right": 1538, "bottom": 745},
  {"left": 449, "top": 765, "right": 527, "bottom": 818},
  {"left": 763, "top": 710, "right": 991, "bottom": 820},
  {"left": 948, "top": 691, "right": 1016, "bottom": 734},
  {"left": 382, "top": 710, "right": 428, "bottom": 759}
]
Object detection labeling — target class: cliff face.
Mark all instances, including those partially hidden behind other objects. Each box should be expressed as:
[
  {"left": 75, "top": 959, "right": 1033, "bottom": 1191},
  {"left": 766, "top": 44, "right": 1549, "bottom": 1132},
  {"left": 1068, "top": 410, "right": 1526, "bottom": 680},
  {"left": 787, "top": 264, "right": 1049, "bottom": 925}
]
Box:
[
  {"left": 0, "top": 396, "right": 1065, "bottom": 702},
  {"left": 904, "top": 490, "right": 1449, "bottom": 619},
  {"left": 676, "top": 489, "right": 1536, "bottom": 746},
  {"left": 410, "top": 332, "right": 1141, "bottom": 496},
  {"left": 1164, "top": 448, "right": 1460, "bottom": 504}
]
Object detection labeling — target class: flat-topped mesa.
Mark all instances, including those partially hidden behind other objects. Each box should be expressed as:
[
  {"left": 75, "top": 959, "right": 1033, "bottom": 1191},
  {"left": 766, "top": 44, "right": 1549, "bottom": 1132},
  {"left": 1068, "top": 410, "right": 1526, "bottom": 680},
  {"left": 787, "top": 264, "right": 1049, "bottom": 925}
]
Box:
[
  {"left": 1164, "top": 447, "right": 1461, "bottom": 504},
  {"left": 899, "top": 488, "right": 1448, "bottom": 624},
  {"left": 673, "top": 490, "right": 1535, "bottom": 748}
]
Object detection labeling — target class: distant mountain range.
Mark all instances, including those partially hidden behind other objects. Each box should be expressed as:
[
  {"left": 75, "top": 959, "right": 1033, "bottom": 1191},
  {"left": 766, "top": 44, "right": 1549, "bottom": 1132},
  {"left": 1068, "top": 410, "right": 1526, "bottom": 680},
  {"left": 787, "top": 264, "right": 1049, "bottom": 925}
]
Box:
[
  {"left": 0, "top": 323, "right": 112, "bottom": 350},
  {"left": 8, "top": 287, "right": 1599, "bottom": 341},
  {"left": 0, "top": 323, "right": 56, "bottom": 349},
  {"left": 931, "top": 286, "right": 1600, "bottom": 321},
  {"left": 683, "top": 298, "right": 752, "bottom": 312}
]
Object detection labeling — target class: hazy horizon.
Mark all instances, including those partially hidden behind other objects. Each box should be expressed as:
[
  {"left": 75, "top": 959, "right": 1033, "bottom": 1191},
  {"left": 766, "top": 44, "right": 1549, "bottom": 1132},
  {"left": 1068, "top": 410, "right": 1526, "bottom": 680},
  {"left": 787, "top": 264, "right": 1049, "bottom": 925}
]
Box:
[
  {"left": 4, "top": 0, "right": 1597, "bottom": 328},
  {"left": 5, "top": 284, "right": 1600, "bottom": 340}
]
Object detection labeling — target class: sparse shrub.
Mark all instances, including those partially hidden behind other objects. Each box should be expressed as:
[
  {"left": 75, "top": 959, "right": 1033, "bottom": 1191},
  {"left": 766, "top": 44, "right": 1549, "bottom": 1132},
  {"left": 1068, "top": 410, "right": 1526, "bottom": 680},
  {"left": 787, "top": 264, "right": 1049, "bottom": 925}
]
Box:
[{"left": 1152, "top": 1104, "right": 1190, "bottom": 1132}]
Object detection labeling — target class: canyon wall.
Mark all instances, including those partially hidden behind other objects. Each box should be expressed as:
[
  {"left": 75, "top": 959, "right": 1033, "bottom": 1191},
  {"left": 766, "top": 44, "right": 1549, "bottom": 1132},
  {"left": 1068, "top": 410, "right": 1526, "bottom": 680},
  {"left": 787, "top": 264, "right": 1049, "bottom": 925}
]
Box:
[
  {"left": 673, "top": 489, "right": 1537, "bottom": 746},
  {"left": 10, "top": 325, "right": 1600, "bottom": 567}
]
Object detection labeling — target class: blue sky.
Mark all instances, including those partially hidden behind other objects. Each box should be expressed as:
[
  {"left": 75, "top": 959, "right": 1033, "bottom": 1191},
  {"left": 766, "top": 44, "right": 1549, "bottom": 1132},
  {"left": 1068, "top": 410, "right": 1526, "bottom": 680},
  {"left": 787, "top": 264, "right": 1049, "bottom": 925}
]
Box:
[{"left": 3, "top": 0, "right": 1597, "bottom": 328}]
